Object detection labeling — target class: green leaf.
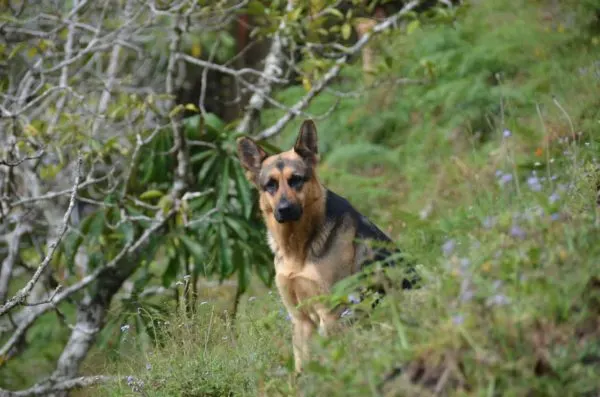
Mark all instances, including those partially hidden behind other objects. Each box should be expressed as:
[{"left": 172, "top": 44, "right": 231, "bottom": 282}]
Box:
[
  {"left": 190, "top": 150, "right": 214, "bottom": 164},
  {"left": 406, "top": 19, "right": 421, "bottom": 35},
  {"left": 179, "top": 234, "right": 205, "bottom": 264},
  {"left": 198, "top": 152, "right": 218, "bottom": 183},
  {"left": 62, "top": 231, "right": 84, "bottom": 273},
  {"left": 247, "top": 0, "right": 266, "bottom": 16},
  {"left": 139, "top": 189, "right": 164, "bottom": 200},
  {"left": 325, "top": 8, "right": 344, "bottom": 20},
  {"left": 184, "top": 103, "right": 199, "bottom": 112},
  {"left": 162, "top": 253, "right": 179, "bottom": 288},
  {"left": 255, "top": 140, "right": 282, "bottom": 156},
  {"left": 117, "top": 221, "right": 135, "bottom": 245},
  {"left": 233, "top": 162, "right": 253, "bottom": 218},
  {"left": 224, "top": 215, "right": 249, "bottom": 240},
  {"left": 81, "top": 211, "right": 105, "bottom": 243},
  {"left": 219, "top": 224, "right": 233, "bottom": 279},
  {"left": 217, "top": 158, "right": 230, "bottom": 209},
  {"left": 203, "top": 113, "right": 225, "bottom": 134}
]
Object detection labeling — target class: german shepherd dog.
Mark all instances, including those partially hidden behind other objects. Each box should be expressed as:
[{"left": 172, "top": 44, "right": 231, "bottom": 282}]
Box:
[{"left": 237, "top": 120, "right": 415, "bottom": 372}]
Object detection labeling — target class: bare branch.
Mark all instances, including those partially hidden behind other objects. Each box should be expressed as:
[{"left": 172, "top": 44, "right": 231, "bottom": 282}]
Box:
[
  {"left": 7, "top": 172, "right": 111, "bottom": 208},
  {"left": 235, "top": 0, "right": 295, "bottom": 135},
  {"left": 0, "top": 375, "right": 114, "bottom": 397},
  {"left": 254, "top": 0, "right": 422, "bottom": 140},
  {"left": 0, "top": 222, "right": 32, "bottom": 303},
  {"left": 0, "top": 208, "right": 176, "bottom": 360},
  {"left": 0, "top": 151, "right": 44, "bottom": 167},
  {"left": 0, "top": 154, "right": 82, "bottom": 316},
  {"left": 177, "top": 53, "right": 289, "bottom": 85}
]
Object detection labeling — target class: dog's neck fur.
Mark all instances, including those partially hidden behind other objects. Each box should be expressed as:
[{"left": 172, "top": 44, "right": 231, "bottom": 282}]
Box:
[{"left": 263, "top": 182, "right": 326, "bottom": 262}]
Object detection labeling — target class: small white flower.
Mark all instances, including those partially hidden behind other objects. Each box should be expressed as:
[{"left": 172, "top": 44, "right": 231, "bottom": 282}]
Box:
[
  {"left": 121, "top": 324, "right": 130, "bottom": 332},
  {"left": 348, "top": 294, "right": 361, "bottom": 304},
  {"left": 340, "top": 308, "right": 353, "bottom": 318}
]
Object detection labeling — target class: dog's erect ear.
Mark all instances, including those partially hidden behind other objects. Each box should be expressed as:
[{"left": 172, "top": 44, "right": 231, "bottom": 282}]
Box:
[
  {"left": 237, "top": 137, "right": 267, "bottom": 184},
  {"left": 294, "top": 119, "right": 319, "bottom": 164}
]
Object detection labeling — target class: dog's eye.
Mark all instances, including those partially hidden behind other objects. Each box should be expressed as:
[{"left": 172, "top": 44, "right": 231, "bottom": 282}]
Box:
[
  {"left": 264, "top": 179, "right": 278, "bottom": 194},
  {"left": 288, "top": 175, "right": 304, "bottom": 189}
]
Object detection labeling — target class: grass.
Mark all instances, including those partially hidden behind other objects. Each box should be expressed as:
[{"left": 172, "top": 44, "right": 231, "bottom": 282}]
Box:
[{"left": 97, "top": 1, "right": 600, "bottom": 395}]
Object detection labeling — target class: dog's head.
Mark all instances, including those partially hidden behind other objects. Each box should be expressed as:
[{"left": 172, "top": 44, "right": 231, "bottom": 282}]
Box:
[{"left": 237, "top": 119, "right": 320, "bottom": 223}]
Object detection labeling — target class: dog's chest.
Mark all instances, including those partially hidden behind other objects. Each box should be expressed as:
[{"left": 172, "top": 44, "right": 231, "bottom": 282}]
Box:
[{"left": 267, "top": 230, "right": 357, "bottom": 304}]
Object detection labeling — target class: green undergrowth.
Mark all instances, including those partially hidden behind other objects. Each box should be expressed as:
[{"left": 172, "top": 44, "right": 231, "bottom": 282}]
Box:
[{"left": 100, "top": 1, "right": 600, "bottom": 396}]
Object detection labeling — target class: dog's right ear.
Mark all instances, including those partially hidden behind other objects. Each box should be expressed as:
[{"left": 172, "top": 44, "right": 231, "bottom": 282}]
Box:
[
  {"left": 294, "top": 119, "right": 319, "bottom": 167},
  {"left": 237, "top": 137, "right": 267, "bottom": 184}
]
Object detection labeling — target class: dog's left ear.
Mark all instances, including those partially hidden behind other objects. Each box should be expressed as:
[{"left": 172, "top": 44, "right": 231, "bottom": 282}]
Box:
[
  {"left": 294, "top": 119, "right": 319, "bottom": 165},
  {"left": 237, "top": 137, "right": 267, "bottom": 185}
]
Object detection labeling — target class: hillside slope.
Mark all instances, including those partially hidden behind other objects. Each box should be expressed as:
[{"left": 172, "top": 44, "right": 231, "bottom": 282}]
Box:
[{"left": 101, "top": 1, "right": 600, "bottom": 396}]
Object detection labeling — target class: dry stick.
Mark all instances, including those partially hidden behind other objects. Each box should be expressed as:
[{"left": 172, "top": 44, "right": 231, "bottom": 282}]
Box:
[
  {"left": 8, "top": 173, "right": 110, "bottom": 207},
  {"left": 0, "top": 154, "right": 82, "bottom": 317},
  {"left": 235, "top": 0, "right": 295, "bottom": 135},
  {"left": 0, "top": 223, "right": 32, "bottom": 303},
  {"left": 166, "top": 6, "right": 193, "bottom": 199},
  {"left": 536, "top": 103, "right": 554, "bottom": 191},
  {"left": 0, "top": 375, "right": 114, "bottom": 397},
  {"left": 177, "top": 53, "right": 289, "bottom": 84},
  {"left": 46, "top": 0, "right": 80, "bottom": 136},
  {"left": 253, "top": 0, "right": 422, "bottom": 140}
]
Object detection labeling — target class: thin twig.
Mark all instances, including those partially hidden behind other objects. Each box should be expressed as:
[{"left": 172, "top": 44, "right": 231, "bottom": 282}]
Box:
[
  {"left": 253, "top": 0, "right": 422, "bottom": 140},
  {"left": 0, "top": 154, "right": 82, "bottom": 316}
]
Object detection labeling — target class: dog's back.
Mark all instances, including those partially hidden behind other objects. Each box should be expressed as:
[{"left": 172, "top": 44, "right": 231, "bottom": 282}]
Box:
[{"left": 321, "top": 189, "right": 416, "bottom": 298}]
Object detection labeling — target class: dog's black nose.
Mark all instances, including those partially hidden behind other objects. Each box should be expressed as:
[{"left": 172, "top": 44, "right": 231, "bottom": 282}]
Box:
[{"left": 275, "top": 200, "right": 302, "bottom": 223}]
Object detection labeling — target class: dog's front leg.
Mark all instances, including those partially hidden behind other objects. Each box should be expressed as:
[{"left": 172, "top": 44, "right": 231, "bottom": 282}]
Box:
[{"left": 291, "top": 315, "right": 316, "bottom": 373}]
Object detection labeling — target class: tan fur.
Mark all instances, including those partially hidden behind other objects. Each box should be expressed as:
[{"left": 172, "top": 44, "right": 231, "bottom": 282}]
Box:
[{"left": 237, "top": 122, "right": 376, "bottom": 372}]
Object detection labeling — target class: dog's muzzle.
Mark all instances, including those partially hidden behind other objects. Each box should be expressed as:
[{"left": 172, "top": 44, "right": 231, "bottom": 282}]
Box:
[{"left": 274, "top": 200, "right": 303, "bottom": 223}]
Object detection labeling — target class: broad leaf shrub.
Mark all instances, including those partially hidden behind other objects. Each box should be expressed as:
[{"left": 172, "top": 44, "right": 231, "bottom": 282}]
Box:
[{"left": 56, "top": 112, "right": 274, "bottom": 358}]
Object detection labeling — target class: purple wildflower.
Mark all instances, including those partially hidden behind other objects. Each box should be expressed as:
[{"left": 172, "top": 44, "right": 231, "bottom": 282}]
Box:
[
  {"left": 500, "top": 173, "right": 513, "bottom": 185},
  {"left": 549, "top": 192, "right": 560, "bottom": 204},
  {"left": 503, "top": 129, "right": 512, "bottom": 138},
  {"left": 510, "top": 224, "right": 526, "bottom": 239},
  {"left": 442, "top": 239, "right": 456, "bottom": 256},
  {"left": 527, "top": 175, "right": 542, "bottom": 192},
  {"left": 487, "top": 294, "right": 511, "bottom": 307},
  {"left": 146, "top": 363, "right": 152, "bottom": 371},
  {"left": 452, "top": 314, "right": 465, "bottom": 325},
  {"left": 550, "top": 213, "right": 560, "bottom": 221}
]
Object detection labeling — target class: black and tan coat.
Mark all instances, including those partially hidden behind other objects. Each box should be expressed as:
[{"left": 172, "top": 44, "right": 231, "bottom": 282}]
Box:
[{"left": 237, "top": 120, "right": 414, "bottom": 372}]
